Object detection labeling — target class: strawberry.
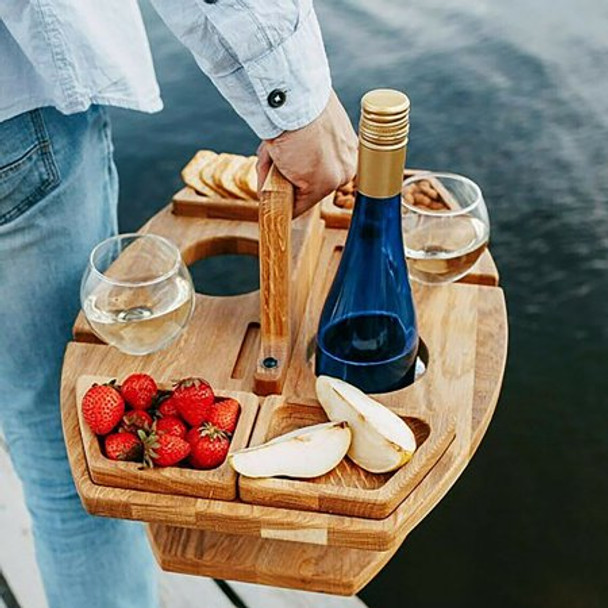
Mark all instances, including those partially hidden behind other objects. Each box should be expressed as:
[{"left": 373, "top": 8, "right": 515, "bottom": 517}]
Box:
[
  {"left": 104, "top": 433, "right": 142, "bottom": 461},
  {"left": 120, "top": 410, "right": 153, "bottom": 434},
  {"left": 157, "top": 394, "right": 179, "bottom": 418},
  {"left": 82, "top": 382, "right": 125, "bottom": 435},
  {"left": 139, "top": 429, "right": 190, "bottom": 468},
  {"left": 208, "top": 398, "right": 240, "bottom": 435},
  {"left": 187, "top": 424, "right": 230, "bottom": 470},
  {"left": 155, "top": 416, "right": 187, "bottom": 439},
  {"left": 120, "top": 373, "right": 157, "bottom": 410},
  {"left": 172, "top": 377, "right": 214, "bottom": 426}
]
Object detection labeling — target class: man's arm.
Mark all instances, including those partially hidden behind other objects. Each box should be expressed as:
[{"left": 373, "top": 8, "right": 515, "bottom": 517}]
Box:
[{"left": 149, "top": 0, "right": 356, "bottom": 214}]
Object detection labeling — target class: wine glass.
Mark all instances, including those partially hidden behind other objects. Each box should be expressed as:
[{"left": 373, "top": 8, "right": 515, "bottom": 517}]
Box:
[
  {"left": 401, "top": 173, "right": 490, "bottom": 285},
  {"left": 81, "top": 233, "right": 195, "bottom": 355}
]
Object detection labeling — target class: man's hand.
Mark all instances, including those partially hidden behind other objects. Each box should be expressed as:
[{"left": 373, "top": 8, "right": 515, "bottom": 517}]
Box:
[{"left": 257, "top": 90, "right": 357, "bottom": 217}]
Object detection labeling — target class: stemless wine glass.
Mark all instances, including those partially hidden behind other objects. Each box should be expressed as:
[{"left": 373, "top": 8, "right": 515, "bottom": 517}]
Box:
[
  {"left": 81, "top": 233, "right": 195, "bottom": 355},
  {"left": 401, "top": 173, "right": 490, "bottom": 285}
]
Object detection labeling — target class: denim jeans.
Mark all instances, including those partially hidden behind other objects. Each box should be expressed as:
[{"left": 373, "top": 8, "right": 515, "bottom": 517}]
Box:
[{"left": 0, "top": 106, "right": 159, "bottom": 608}]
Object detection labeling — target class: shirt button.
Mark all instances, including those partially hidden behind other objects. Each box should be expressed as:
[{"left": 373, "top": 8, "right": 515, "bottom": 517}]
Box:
[{"left": 267, "top": 89, "right": 287, "bottom": 108}]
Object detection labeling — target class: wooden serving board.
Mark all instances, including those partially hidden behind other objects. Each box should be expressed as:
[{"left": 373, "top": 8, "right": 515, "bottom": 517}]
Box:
[
  {"left": 61, "top": 277, "right": 505, "bottom": 551},
  {"left": 238, "top": 395, "right": 455, "bottom": 519},
  {"left": 60, "top": 272, "right": 507, "bottom": 593},
  {"left": 75, "top": 375, "right": 259, "bottom": 501},
  {"left": 61, "top": 164, "right": 508, "bottom": 595},
  {"left": 148, "top": 525, "right": 390, "bottom": 596}
]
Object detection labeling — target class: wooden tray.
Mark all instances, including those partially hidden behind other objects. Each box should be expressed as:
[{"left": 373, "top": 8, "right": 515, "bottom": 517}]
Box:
[
  {"left": 238, "top": 395, "right": 455, "bottom": 519},
  {"left": 61, "top": 164, "right": 508, "bottom": 595},
  {"left": 61, "top": 275, "right": 505, "bottom": 552},
  {"left": 75, "top": 375, "right": 259, "bottom": 501},
  {"left": 60, "top": 274, "right": 507, "bottom": 593},
  {"left": 148, "top": 525, "right": 391, "bottom": 596}
]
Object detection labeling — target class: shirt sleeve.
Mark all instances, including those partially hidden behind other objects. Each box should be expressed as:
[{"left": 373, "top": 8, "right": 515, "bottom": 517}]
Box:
[{"left": 149, "top": 0, "right": 332, "bottom": 139}]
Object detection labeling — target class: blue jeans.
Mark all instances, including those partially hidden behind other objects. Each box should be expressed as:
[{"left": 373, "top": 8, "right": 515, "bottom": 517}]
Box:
[{"left": 0, "top": 106, "right": 159, "bottom": 608}]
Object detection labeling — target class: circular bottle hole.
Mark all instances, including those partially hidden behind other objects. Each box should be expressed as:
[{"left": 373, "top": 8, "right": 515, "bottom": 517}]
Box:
[
  {"left": 306, "top": 336, "right": 430, "bottom": 390},
  {"left": 188, "top": 253, "right": 259, "bottom": 296},
  {"left": 410, "top": 338, "right": 430, "bottom": 385}
]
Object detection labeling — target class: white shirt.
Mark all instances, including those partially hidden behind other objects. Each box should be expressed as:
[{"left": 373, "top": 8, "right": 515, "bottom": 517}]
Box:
[{"left": 0, "top": 0, "right": 332, "bottom": 139}]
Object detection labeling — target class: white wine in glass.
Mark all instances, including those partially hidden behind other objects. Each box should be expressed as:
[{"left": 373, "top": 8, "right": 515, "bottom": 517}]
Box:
[
  {"left": 81, "top": 234, "right": 195, "bottom": 355},
  {"left": 402, "top": 173, "right": 490, "bottom": 285}
]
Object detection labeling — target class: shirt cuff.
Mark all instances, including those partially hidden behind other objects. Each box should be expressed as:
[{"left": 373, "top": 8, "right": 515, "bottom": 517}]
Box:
[{"left": 206, "top": 8, "right": 331, "bottom": 139}]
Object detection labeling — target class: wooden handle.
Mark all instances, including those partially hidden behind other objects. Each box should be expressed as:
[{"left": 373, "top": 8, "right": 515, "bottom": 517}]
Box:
[{"left": 254, "top": 165, "right": 294, "bottom": 395}]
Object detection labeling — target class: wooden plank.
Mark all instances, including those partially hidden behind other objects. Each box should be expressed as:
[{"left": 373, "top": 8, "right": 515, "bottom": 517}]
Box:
[
  {"left": 254, "top": 166, "right": 293, "bottom": 395},
  {"left": 149, "top": 526, "right": 388, "bottom": 596},
  {"left": 172, "top": 187, "right": 260, "bottom": 222},
  {"left": 59, "top": 280, "right": 506, "bottom": 551},
  {"left": 458, "top": 250, "right": 499, "bottom": 286},
  {"left": 238, "top": 395, "right": 455, "bottom": 519}
]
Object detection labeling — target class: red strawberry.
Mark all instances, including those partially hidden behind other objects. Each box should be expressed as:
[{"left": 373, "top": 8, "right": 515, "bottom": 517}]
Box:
[
  {"left": 82, "top": 382, "right": 125, "bottom": 435},
  {"left": 155, "top": 416, "right": 187, "bottom": 439},
  {"left": 139, "top": 430, "right": 190, "bottom": 468},
  {"left": 208, "top": 398, "right": 240, "bottom": 435},
  {"left": 120, "top": 410, "right": 153, "bottom": 434},
  {"left": 172, "top": 377, "right": 214, "bottom": 426},
  {"left": 187, "top": 424, "right": 230, "bottom": 469},
  {"left": 121, "top": 373, "right": 157, "bottom": 410},
  {"left": 104, "top": 433, "right": 142, "bottom": 461},
  {"left": 158, "top": 395, "right": 179, "bottom": 417}
]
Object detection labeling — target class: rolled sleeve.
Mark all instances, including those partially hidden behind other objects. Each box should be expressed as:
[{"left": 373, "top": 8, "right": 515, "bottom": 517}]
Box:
[
  {"left": 246, "top": 8, "right": 331, "bottom": 136},
  {"left": 150, "top": 0, "right": 331, "bottom": 139}
]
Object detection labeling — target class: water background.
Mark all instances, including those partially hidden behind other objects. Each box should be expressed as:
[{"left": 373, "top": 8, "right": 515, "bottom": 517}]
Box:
[{"left": 110, "top": 2, "right": 608, "bottom": 606}]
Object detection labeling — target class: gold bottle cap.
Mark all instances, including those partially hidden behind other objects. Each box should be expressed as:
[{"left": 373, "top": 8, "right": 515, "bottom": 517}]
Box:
[{"left": 359, "top": 89, "right": 410, "bottom": 150}]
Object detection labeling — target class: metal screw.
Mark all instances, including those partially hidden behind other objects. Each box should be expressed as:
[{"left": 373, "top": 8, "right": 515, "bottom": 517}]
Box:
[{"left": 262, "top": 357, "right": 278, "bottom": 369}]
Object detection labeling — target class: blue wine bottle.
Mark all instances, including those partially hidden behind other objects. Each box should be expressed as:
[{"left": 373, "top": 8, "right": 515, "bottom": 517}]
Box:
[{"left": 316, "top": 90, "right": 419, "bottom": 393}]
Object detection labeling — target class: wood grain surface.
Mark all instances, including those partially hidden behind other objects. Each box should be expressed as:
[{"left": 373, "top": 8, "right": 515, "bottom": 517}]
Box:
[
  {"left": 254, "top": 165, "right": 293, "bottom": 395},
  {"left": 61, "top": 281, "right": 506, "bottom": 549},
  {"left": 237, "top": 395, "right": 455, "bottom": 519},
  {"left": 148, "top": 525, "right": 389, "bottom": 596},
  {"left": 75, "top": 375, "right": 259, "bottom": 501},
  {"left": 61, "top": 169, "right": 508, "bottom": 594},
  {"left": 173, "top": 186, "right": 260, "bottom": 222}
]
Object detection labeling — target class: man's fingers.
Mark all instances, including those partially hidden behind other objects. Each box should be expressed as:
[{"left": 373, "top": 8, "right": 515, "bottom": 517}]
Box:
[
  {"left": 293, "top": 191, "right": 315, "bottom": 218},
  {"left": 293, "top": 186, "right": 332, "bottom": 218},
  {"left": 256, "top": 143, "right": 272, "bottom": 196}
]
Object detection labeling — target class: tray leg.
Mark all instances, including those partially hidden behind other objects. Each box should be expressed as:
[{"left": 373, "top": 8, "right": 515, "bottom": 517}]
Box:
[{"left": 148, "top": 524, "right": 395, "bottom": 596}]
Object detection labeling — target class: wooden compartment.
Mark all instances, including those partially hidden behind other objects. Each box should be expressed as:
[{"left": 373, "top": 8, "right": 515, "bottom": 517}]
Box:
[
  {"left": 238, "top": 395, "right": 455, "bottom": 519},
  {"left": 75, "top": 375, "right": 259, "bottom": 501},
  {"left": 172, "top": 186, "right": 260, "bottom": 222},
  {"left": 320, "top": 168, "right": 499, "bottom": 286}
]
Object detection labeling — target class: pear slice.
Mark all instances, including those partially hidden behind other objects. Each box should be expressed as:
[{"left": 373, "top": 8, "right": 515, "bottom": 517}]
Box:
[
  {"left": 316, "top": 376, "right": 417, "bottom": 473},
  {"left": 229, "top": 421, "right": 351, "bottom": 479}
]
